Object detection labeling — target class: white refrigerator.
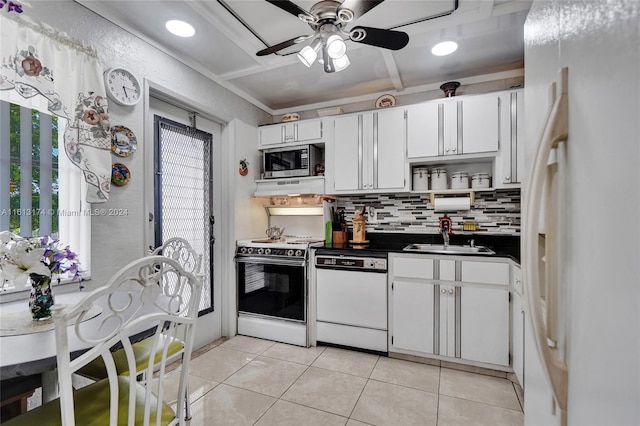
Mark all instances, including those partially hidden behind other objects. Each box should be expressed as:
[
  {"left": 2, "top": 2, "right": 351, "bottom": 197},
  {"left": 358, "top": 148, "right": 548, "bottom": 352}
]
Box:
[{"left": 522, "top": 1, "right": 639, "bottom": 425}]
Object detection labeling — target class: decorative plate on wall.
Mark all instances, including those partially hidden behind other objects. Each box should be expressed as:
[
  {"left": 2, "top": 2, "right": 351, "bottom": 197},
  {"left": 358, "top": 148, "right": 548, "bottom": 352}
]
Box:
[
  {"left": 282, "top": 113, "right": 300, "bottom": 122},
  {"left": 111, "top": 125, "right": 137, "bottom": 157},
  {"left": 375, "top": 94, "right": 396, "bottom": 108},
  {"left": 111, "top": 163, "right": 131, "bottom": 186}
]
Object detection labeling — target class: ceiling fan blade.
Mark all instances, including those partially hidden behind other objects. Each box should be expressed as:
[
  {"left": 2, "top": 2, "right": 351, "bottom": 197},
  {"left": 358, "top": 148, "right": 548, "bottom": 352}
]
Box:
[
  {"left": 265, "top": 0, "right": 314, "bottom": 21},
  {"left": 337, "top": 0, "right": 384, "bottom": 21},
  {"left": 349, "top": 26, "right": 409, "bottom": 50},
  {"left": 257, "top": 35, "right": 312, "bottom": 56}
]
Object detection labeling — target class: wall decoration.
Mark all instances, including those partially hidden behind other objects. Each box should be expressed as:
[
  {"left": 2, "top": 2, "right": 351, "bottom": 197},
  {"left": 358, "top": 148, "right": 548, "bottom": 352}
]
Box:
[
  {"left": 239, "top": 159, "right": 249, "bottom": 176},
  {"left": 375, "top": 94, "right": 396, "bottom": 108},
  {"left": 110, "top": 125, "right": 137, "bottom": 157},
  {"left": 111, "top": 163, "right": 131, "bottom": 186}
]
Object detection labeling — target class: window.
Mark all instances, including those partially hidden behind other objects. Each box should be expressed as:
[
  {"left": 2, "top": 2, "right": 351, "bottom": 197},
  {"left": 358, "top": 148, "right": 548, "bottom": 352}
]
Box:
[{"left": 0, "top": 100, "right": 90, "bottom": 292}]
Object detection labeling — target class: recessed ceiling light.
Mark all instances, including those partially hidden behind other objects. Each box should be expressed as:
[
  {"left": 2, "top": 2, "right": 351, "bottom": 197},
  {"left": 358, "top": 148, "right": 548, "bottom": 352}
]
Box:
[
  {"left": 431, "top": 41, "right": 458, "bottom": 56},
  {"left": 165, "top": 20, "right": 195, "bottom": 38}
]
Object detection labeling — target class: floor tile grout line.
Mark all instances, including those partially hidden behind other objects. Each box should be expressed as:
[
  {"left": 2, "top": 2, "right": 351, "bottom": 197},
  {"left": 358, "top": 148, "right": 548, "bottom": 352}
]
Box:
[
  {"left": 345, "top": 354, "right": 381, "bottom": 421},
  {"left": 439, "top": 394, "right": 525, "bottom": 413}
]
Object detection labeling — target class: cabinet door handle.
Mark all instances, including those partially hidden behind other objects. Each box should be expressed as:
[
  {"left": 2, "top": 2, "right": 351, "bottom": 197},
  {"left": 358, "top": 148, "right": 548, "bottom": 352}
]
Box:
[
  {"left": 445, "top": 148, "right": 450, "bottom": 153},
  {"left": 448, "top": 288, "right": 454, "bottom": 294},
  {"left": 505, "top": 175, "right": 511, "bottom": 182},
  {"left": 451, "top": 147, "right": 457, "bottom": 152},
  {"left": 441, "top": 289, "right": 446, "bottom": 294}
]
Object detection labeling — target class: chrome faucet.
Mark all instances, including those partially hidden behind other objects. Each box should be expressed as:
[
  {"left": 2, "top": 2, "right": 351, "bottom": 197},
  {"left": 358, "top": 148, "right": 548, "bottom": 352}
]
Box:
[
  {"left": 439, "top": 214, "right": 452, "bottom": 247},
  {"left": 442, "top": 225, "right": 450, "bottom": 246}
]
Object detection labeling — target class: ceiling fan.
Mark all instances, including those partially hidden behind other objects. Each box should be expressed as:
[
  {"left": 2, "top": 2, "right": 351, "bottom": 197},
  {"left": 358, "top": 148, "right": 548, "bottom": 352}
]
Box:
[{"left": 257, "top": 0, "right": 409, "bottom": 73}]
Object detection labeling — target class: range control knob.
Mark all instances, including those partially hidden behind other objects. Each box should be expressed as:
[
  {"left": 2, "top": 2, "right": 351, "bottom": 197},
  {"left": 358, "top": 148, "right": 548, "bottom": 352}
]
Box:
[
  {"left": 286, "top": 249, "right": 295, "bottom": 257},
  {"left": 257, "top": 248, "right": 264, "bottom": 255},
  {"left": 295, "top": 249, "right": 303, "bottom": 257},
  {"left": 246, "top": 247, "right": 253, "bottom": 254},
  {"left": 265, "top": 248, "right": 271, "bottom": 255},
  {"left": 239, "top": 247, "right": 246, "bottom": 254}
]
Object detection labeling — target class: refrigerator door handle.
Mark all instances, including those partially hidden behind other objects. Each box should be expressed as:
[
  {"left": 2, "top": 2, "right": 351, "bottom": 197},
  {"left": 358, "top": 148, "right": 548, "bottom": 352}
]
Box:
[{"left": 523, "top": 67, "right": 569, "bottom": 423}]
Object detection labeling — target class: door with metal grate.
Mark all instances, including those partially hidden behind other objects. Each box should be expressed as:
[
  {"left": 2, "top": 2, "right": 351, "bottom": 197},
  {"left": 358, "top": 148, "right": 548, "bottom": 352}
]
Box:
[{"left": 154, "top": 115, "right": 213, "bottom": 314}]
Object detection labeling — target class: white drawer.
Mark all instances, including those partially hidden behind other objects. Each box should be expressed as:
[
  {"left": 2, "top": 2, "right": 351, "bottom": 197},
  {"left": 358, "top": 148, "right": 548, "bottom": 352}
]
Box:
[{"left": 392, "top": 256, "right": 434, "bottom": 279}]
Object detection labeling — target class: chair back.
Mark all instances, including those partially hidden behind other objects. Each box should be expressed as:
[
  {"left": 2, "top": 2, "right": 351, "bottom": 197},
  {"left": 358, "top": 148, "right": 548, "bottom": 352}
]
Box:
[
  {"left": 52, "top": 255, "right": 203, "bottom": 426},
  {"left": 151, "top": 237, "right": 202, "bottom": 277}
]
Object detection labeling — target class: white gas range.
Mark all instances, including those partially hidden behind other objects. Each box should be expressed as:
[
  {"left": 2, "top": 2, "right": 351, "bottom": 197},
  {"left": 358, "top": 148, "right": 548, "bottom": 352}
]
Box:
[{"left": 234, "top": 236, "right": 324, "bottom": 346}]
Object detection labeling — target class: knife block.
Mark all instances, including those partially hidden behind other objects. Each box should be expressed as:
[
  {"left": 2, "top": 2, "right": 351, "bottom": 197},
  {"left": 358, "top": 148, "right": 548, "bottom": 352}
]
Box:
[{"left": 332, "top": 231, "right": 347, "bottom": 244}]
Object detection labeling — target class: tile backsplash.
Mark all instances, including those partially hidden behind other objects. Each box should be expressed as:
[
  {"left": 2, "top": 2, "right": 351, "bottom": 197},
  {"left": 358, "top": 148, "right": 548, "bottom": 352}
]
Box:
[{"left": 336, "top": 189, "right": 521, "bottom": 235}]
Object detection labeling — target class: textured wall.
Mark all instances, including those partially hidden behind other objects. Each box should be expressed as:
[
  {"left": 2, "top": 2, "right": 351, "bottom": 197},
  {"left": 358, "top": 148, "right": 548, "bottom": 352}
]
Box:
[{"left": 23, "top": 1, "right": 270, "bottom": 286}]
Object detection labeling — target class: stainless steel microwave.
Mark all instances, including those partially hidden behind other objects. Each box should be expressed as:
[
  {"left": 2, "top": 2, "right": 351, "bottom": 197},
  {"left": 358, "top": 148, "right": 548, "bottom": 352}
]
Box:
[{"left": 262, "top": 144, "right": 322, "bottom": 179}]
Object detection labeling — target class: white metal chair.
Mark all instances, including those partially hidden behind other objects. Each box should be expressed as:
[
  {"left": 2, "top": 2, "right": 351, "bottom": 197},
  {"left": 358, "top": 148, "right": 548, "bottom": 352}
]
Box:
[
  {"left": 151, "top": 237, "right": 203, "bottom": 278},
  {"left": 76, "top": 237, "right": 203, "bottom": 419},
  {"left": 4, "top": 255, "right": 203, "bottom": 426}
]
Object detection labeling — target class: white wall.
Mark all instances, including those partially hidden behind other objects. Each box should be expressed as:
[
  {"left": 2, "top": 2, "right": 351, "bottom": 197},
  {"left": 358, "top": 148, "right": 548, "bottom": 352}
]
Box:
[{"left": 24, "top": 1, "right": 270, "bottom": 289}]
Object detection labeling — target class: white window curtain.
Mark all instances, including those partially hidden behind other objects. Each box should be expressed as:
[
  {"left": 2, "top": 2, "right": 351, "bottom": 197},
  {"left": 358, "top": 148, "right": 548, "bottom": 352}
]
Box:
[{"left": 0, "top": 12, "right": 111, "bottom": 203}]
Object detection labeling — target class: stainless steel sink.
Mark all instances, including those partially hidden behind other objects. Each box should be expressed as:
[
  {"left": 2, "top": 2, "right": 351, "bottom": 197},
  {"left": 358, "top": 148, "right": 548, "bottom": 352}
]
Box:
[{"left": 403, "top": 243, "right": 495, "bottom": 255}]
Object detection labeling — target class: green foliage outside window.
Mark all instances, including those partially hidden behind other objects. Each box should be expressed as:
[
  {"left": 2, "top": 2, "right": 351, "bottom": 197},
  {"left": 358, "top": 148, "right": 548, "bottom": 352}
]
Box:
[{"left": 7, "top": 104, "right": 59, "bottom": 237}]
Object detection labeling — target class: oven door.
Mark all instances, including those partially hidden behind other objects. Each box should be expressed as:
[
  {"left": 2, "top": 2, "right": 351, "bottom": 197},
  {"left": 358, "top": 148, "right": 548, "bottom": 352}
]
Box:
[{"left": 235, "top": 256, "right": 307, "bottom": 323}]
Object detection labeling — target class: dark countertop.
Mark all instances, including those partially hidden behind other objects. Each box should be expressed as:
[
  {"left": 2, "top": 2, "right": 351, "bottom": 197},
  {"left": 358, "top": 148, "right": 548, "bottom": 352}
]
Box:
[{"left": 316, "top": 232, "right": 520, "bottom": 263}]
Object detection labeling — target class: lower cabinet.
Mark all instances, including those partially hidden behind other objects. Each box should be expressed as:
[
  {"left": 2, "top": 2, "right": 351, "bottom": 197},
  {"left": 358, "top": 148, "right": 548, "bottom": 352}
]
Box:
[
  {"left": 389, "top": 254, "right": 511, "bottom": 367},
  {"left": 391, "top": 280, "right": 435, "bottom": 354},
  {"left": 460, "top": 286, "right": 510, "bottom": 365}
]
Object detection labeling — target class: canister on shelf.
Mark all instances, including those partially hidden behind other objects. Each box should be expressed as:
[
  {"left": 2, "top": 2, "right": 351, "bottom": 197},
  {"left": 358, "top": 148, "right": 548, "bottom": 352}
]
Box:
[
  {"left": 471, "top": 173, "right": 491, "bottom": 189},
  {"left": 431, "top": 168, "right": 448, "bottom": 190},
  {"left": 412, "top": 167, "right": 429, "bottom": 191},
  {"left": 451, "top": 171, "right": 469, "bottom": 189}
]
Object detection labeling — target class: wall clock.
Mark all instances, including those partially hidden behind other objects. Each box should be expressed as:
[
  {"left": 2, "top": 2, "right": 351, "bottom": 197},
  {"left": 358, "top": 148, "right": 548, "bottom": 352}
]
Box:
[{"left": 103, "top": 67, "right": 142, "bottom": 106}]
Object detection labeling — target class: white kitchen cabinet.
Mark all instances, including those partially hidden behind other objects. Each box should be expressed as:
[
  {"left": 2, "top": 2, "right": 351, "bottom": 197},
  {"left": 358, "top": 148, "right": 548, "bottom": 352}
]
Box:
[
  {"left": 496, "top": 89, "right": 525, "bottom": 186},
  {"left": 390, "top": 254, "right": 511, "bottom": 367},
  {"left": 333, "top": 108, "right": 406, "bottom": 192},
  {"left": 460, "top": 94, "right": 500, "bottom": 154},
  {"left": 512, "top": 265, "right": 524, "bottom": 386},
  {"left": 406, "top": 93, "right": 500, "bottom": 160},
  {"left": 391, "top": 280, "right": 435, "bottom": 354},
  {"left": 259, "top": 119, "right": 323, "bottom": 147},
  {"left": 438, "top": 284, "right": 457, "bottom": 357},
  {"left": 460, "top": 286, "right": 510, "bottom": 365},
  {"left": 461, "top": 260, "right": 510, "bottom": 285},
  {"left": 406, "top": 102, "right": 439, "bottom": 158}
]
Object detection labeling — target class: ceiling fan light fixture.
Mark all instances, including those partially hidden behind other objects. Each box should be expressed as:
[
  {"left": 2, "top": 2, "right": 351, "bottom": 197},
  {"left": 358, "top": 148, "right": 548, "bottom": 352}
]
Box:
[
  {"left": 332, "top": 54, "right": 350, "bottom": 72},
  {"left": 165, "top": 20, "right": 195, "bottom": 38},
  {"left": 326, "top": 34, "right": 347, "bottom": 59},
  {"left": 298, "top": 38, "right": 322, "bottom": 67},
  {"left": 431, "top": 41, "right": 458, "bottom": 56}
]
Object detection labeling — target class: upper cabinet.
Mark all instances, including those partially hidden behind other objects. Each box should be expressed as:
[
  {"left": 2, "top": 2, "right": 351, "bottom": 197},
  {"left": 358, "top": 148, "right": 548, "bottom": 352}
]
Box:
[
  {"left": 332, "top": 108, "right": 406, "bottom": 193},
  {"left": 495, "top": 89, "right": 524, "bottom": 186},
  {"left": 407, "top": 92, "right": 501, "bottom": 159},
  {"left": 259, "top": 119, "right": 323, "bottom": 147}
]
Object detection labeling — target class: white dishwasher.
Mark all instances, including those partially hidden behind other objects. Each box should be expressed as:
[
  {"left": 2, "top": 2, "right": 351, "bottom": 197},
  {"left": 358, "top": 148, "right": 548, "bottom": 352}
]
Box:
[{"left": 315, "top": 251, "right": 388, "bottom": 352}]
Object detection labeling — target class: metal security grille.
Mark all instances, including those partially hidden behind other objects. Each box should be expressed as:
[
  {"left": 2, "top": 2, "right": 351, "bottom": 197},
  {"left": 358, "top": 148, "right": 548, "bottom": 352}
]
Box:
[{"left": 154, "top": 116, "right": 213, "bottom": 314}]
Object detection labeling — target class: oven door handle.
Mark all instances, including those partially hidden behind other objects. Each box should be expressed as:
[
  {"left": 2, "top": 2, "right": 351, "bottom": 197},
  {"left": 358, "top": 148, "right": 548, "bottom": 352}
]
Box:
[{"left": 234, "top": 256, "right": 306, "bottom": 267}]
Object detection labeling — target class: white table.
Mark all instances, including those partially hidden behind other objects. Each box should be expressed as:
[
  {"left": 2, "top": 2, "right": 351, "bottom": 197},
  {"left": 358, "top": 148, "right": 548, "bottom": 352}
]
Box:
[{"left": 0, "top": 292, "right": 97, "bottom": 402}]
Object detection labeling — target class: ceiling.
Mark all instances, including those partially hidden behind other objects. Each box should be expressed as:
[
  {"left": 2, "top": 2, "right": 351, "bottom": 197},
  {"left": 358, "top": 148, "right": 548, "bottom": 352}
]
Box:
[{"left": 76, "top": 0, "right": 531, "bottom": 114}]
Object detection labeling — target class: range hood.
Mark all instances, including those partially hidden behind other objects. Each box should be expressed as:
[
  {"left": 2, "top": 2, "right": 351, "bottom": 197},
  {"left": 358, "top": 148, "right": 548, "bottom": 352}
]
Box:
[{"left": 254, "top": 176, "right": 325, "bottom": 197}]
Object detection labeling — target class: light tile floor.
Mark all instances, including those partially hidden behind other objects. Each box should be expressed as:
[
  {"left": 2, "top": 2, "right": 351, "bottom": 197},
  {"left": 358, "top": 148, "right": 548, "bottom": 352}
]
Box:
[{"left": 170, "top": 335, "right": 524, "bottom": 426}]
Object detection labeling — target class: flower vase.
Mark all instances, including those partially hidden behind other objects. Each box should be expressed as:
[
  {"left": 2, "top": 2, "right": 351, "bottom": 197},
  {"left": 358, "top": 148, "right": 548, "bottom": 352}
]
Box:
[{"left": 29, "top": 273, "right": 54, "bottom": 320}]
